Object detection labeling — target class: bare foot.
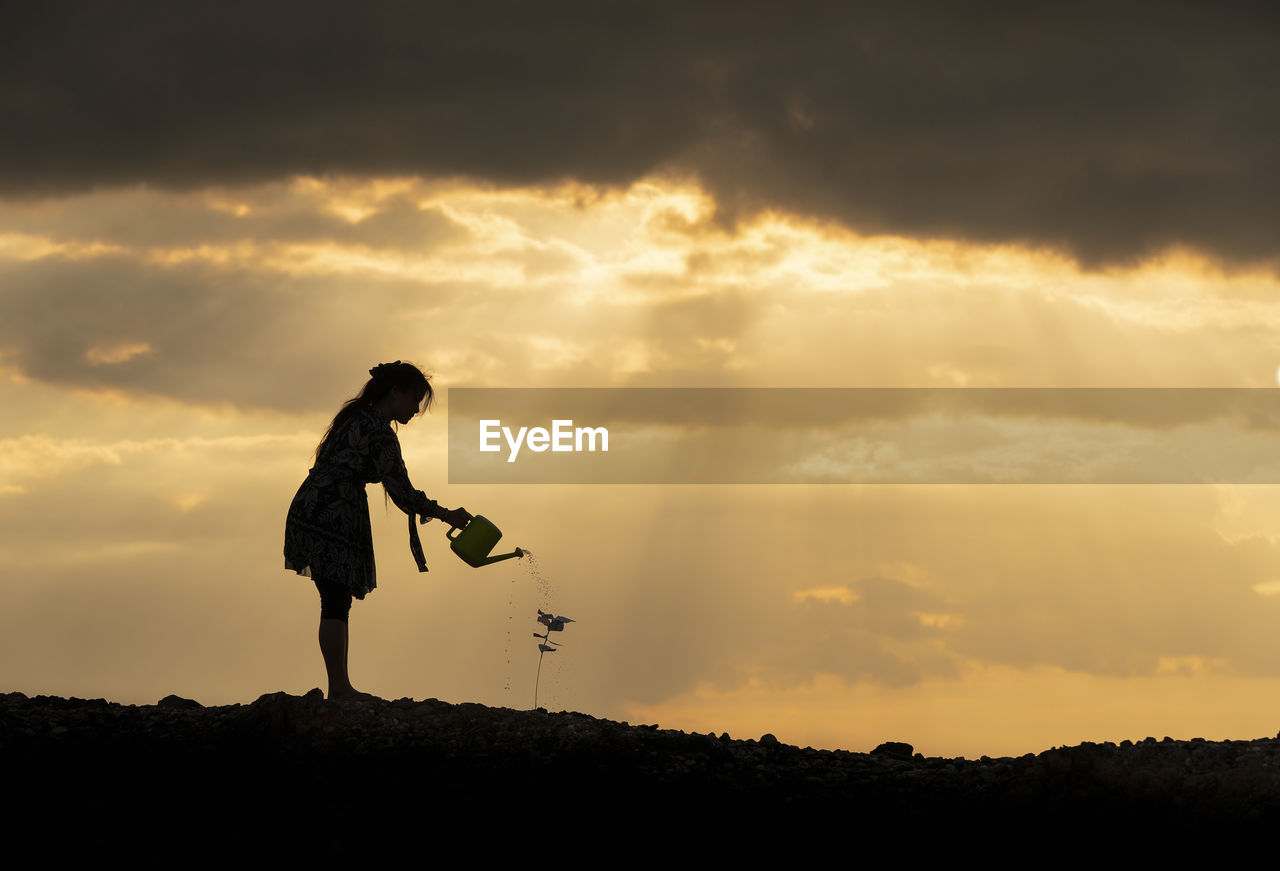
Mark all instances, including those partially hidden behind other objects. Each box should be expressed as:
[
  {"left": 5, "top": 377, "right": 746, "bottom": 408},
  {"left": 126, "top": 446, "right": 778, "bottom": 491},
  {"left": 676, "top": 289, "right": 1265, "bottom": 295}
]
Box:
[{"left": 328, "top": 689, "right": 379, "bottom": 702}]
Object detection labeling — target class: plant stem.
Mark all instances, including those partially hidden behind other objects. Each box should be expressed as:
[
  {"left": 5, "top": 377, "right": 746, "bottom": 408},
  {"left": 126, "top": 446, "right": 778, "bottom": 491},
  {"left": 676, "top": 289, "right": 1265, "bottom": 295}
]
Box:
[{"left": 534, "top": 649, "right": 545, "bottom": 709}]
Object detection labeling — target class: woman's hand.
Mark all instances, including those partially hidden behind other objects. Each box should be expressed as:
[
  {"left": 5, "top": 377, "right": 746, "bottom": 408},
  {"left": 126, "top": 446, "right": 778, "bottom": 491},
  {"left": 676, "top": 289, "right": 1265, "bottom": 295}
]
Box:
[{"left": 439, "top": 506, "right": 473, "bottom": 529}]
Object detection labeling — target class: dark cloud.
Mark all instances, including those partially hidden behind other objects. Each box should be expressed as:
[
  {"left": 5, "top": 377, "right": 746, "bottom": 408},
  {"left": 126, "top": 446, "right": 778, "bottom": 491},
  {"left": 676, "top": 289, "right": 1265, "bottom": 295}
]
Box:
[
  {"left": 0, "top": 188, "right": 469, "bottom": 252},
  {"left": 0, "top": 254, "right": 457, "bottom": 412},
  {"left": 4, "top": 1, "right": 1279, "bottom": 266}
]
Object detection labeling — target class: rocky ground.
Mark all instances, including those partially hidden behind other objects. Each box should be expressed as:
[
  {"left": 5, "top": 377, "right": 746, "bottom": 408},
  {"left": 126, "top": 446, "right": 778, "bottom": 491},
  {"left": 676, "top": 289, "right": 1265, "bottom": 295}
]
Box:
[{"left": 5, "top": 689, "right": 1280, "bottom": 840}]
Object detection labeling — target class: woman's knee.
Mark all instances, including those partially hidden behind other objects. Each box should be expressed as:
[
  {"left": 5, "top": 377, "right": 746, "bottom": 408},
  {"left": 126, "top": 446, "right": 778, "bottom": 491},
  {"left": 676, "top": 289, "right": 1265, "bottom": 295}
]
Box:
[{"left": 314, "top": 578, "right": 353, "bottom": 623}]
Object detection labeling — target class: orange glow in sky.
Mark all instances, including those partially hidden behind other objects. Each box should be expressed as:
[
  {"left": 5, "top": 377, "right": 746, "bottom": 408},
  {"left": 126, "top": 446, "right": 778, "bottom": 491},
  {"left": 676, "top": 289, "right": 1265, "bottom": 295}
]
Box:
[{"left": 4, "top": 175, "right": 1280, "bottom": 758}]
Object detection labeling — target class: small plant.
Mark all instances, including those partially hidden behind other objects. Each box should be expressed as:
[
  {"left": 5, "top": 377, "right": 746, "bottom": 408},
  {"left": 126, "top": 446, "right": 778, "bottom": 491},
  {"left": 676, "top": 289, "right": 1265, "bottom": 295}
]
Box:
[{"left": 533, "top": 609, "right": 574, "bottom": 709}]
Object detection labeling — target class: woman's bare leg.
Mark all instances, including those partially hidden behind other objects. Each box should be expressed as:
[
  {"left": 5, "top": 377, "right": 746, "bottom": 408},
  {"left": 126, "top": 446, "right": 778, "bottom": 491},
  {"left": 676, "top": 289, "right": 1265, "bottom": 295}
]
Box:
[{"left": 318, "top": 618, "right": 371, "bottom": 701}]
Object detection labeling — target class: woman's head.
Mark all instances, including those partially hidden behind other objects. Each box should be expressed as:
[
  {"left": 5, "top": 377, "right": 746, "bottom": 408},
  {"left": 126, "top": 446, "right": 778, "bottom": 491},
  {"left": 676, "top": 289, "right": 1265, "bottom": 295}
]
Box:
[
  {"left": 366, "top": 360, "right": 434, "bottom": 418},
  {"left": 314, "top": 360, "right": 433, "bottom": 459}
]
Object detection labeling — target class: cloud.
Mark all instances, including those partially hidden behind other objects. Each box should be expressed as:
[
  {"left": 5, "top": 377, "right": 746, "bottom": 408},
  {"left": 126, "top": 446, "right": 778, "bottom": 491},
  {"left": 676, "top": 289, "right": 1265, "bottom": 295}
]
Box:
[
  {"left": 0, "top": 432, "right": 311, "bottom": 490},
  {"left": 6, "top": 176, "right": 1280, "bottom": 419},
  {"left": 732, "top": 576, "right": 966, "bottom": 689},
  {"left": 0, "top": 254, "right": 318, "bottom": 410},
  {"left": 0, "top": 247, "right": 476, "bottom": 412},
  {"left": 86, "top": 341, "right": 154, "bottom": 365},
  {"left": 5, "top": 2, "right": 1280, "bottom": 267},
  {"left": 589, "top": 486, "right": 1280, "bottom": 706},
  {"left": 0, "top": 182, "right": 469, "bottom": 254}
]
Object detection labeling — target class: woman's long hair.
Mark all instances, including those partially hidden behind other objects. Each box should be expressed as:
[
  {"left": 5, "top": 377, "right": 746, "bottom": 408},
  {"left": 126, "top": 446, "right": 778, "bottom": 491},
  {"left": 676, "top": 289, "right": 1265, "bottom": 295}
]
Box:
[{"left": 314, "top": 360, "right": 434, "bottom": 460}]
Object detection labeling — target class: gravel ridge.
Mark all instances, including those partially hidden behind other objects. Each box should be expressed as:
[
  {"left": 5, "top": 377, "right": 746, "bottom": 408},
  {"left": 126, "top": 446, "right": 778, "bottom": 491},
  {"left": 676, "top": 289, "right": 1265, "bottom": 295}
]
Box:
[{"left": 6, "top": 689, "right": 1280, "bottom": 831}]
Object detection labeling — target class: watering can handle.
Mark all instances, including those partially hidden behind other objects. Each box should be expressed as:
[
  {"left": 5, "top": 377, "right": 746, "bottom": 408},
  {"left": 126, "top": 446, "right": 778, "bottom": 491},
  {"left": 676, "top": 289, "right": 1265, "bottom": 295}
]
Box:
[{"left": 446, "top": 525, "right": 462, "bottom": 541}]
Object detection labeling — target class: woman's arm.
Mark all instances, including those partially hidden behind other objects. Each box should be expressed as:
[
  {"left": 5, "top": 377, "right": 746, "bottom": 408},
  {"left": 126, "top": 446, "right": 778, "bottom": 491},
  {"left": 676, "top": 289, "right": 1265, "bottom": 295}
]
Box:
[
  {"left": 370, "top": 426, "right": 435, "bottom": 517},
  {"left": 370, "top": 424, "right": 471, "bottom": 527}
]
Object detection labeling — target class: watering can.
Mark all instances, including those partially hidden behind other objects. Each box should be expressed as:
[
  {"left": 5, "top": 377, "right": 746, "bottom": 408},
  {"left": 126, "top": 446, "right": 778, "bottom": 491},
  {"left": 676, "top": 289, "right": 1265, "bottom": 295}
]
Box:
[{"left": 447, "top": 515, "right": 524, "bottom": 568}]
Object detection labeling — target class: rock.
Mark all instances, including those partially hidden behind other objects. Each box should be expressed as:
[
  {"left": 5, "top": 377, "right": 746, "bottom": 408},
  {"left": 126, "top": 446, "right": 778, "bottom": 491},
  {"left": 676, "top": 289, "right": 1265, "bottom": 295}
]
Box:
[
  {"left": 871, "top": 741, "right": 914, "bottom": 759},
  {"left": 157, "top": 694, "right": 202, "bottom": 709}
]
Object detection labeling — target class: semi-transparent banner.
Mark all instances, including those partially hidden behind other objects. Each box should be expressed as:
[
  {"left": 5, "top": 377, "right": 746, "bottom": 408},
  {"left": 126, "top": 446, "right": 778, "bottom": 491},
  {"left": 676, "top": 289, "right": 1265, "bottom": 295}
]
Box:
[{"left": 447, "top": 388, "right": 1280, "bottom": 484}]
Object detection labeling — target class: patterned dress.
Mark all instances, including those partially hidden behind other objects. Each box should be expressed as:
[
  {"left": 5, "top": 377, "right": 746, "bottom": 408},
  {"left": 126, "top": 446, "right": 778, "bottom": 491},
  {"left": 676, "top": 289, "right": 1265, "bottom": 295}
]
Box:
[{"left": 284, "top": 404, "right": 434, "bottom": 599}]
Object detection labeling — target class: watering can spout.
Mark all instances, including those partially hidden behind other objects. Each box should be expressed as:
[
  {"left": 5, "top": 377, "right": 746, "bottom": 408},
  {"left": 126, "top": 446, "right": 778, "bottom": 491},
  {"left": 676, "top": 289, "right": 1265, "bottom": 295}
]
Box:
[{"left": 480, "top": 548, "right": 524, "bottom": 566}]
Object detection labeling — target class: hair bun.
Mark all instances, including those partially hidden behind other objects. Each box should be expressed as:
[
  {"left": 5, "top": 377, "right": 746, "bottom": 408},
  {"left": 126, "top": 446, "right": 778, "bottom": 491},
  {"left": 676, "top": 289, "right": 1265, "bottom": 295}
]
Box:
[{"left": 369, "top": 360, "right": 403, "bottom": 380}]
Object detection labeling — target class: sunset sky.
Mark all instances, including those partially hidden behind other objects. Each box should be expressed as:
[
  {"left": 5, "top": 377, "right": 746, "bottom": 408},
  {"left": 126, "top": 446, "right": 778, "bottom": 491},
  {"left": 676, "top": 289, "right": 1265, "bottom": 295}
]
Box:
[{"left": 6, "top": 1, "right": 1280, "bottom": 758}]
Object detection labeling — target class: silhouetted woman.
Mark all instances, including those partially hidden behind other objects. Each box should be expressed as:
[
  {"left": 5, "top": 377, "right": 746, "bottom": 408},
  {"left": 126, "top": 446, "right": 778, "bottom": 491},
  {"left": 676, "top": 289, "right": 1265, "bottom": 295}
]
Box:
[{"left": 284, "top": 361, "right": 471, "bottom": 701}]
